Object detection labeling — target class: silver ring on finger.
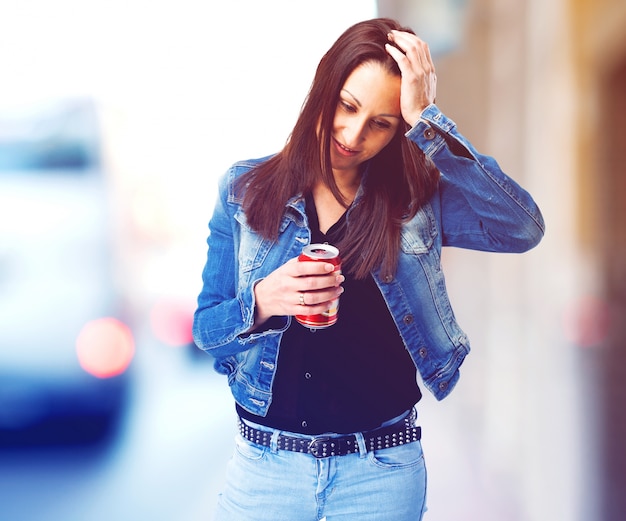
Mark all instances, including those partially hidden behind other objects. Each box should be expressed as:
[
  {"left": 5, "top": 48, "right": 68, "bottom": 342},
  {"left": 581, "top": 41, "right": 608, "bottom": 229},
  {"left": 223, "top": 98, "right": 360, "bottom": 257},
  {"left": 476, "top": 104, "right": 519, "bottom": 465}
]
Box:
[{"left": 299, "top": 292, "right": 306, "bottom": 306}]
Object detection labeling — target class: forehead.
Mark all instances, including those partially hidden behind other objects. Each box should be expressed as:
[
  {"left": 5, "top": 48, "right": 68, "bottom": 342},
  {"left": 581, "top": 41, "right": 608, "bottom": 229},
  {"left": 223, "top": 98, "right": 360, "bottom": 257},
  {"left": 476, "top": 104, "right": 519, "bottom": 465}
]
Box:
[{"left": 341, "top": 61, "right": 401, "bottom": 114}]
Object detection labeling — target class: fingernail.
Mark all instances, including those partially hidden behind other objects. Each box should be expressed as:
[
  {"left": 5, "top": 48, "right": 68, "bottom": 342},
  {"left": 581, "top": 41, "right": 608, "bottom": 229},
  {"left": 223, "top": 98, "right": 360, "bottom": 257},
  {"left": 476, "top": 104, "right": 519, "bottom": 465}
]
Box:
[{"left": 387, "top": 32, "right": 393, "bottom": 40}]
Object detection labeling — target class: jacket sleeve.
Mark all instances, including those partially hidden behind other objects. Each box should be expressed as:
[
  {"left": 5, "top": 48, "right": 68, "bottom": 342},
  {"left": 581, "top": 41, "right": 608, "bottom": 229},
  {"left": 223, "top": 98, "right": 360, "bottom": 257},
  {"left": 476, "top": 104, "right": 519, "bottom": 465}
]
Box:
[
  {"left": 192, "top": 168, "right": 288, "bottom": 358},
  {"left": 406, "top": 104, "right": 545, "bottom": 252}
]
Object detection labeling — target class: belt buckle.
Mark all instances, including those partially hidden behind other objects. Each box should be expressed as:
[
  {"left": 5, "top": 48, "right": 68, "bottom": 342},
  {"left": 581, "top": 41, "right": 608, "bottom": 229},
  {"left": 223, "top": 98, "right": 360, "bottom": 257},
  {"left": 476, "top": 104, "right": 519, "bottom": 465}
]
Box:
[{"left": 307, "top": 436, "right": 331, "bottom": 458}]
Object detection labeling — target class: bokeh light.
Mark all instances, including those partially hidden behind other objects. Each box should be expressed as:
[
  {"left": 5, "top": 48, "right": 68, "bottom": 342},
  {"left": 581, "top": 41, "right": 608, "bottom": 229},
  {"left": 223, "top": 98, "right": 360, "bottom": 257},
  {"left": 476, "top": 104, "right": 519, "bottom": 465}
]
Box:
[
  {"left": 149, "top": 297, "right": 195, "bottom": 347},
  {"left": 562, "top": 294, "right": 612, "bottom": 348},
  {"left": 76, "top": 317, "right": 135, "bottom": 378}
]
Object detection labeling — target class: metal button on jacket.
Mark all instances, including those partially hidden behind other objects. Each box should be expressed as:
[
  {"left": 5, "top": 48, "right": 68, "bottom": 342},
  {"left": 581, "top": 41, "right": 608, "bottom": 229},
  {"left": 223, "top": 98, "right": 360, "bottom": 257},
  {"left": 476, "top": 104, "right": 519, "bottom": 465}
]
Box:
[{"left": 423, "top": 127, "right": 436, "bottom": 140}]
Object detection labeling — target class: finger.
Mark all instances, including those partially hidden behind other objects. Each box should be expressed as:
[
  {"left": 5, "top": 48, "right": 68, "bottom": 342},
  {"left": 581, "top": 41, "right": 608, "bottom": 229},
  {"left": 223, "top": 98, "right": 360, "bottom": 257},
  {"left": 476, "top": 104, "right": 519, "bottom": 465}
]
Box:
[
  {"left": 292, "top": 259, "right": 338, "bottom": 277},
  {"left": 296, "top": 287, "right": 344, "bottom": 313},
  {"left": 421, "top": 40, "right": 435, "bottom": 70},
  {"left": 385, "top": 42, "right": 411, "bottom": 73},
  {"left": 279, "top": 257, "right": 334, "bottom": 278},
  {"left": 309, "top": 286, "right": 344, "bottom": 305},
  {"left": 388, "top": 30, "right": 423, "bottom": 52},
  {"left": 385, "top": 40, "right": 423, "bottom": 78},
  {"left": 388, "top": 31, "right": 434, "bottom": 71},
  {"left": 298, "top": 272, "right": 344, "bottom": 293}
]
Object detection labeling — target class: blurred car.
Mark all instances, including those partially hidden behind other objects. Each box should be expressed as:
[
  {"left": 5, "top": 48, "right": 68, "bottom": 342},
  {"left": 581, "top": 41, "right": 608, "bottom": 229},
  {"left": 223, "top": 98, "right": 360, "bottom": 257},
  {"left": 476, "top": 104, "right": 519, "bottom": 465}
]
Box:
[{"left": 0, "top": 98, "right": 135, "bottom": 446}]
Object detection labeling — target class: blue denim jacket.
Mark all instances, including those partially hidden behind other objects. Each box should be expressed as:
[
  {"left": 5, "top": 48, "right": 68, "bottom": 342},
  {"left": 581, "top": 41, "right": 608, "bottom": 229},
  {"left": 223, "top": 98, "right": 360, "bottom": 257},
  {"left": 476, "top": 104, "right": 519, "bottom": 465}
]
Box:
[{"left": 193, "top": 105, "right": 545, "bottom": 416}]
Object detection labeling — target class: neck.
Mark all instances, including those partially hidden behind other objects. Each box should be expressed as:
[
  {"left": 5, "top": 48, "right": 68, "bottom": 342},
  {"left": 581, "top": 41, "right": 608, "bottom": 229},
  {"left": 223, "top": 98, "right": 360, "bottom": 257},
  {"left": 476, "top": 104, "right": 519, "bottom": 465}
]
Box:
[
  {"left": 329, "top": 168, "right": 360, "bottom": 205},
  {"left": 312, "top": 176, "right": 358, "bottom": 234}
]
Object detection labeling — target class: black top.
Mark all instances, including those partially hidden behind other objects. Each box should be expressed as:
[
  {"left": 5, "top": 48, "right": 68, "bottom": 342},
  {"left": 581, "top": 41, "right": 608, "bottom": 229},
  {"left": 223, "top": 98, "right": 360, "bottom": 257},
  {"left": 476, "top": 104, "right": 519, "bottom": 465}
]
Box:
[{"left": 237, "top": 194, "right": 422, "bottom": 434}]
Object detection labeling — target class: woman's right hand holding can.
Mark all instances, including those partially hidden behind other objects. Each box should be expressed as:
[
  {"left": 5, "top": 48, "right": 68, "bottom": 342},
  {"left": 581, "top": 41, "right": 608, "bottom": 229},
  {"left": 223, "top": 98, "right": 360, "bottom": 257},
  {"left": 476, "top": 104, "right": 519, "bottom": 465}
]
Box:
[{"left": 252, "top": 257, "right": 344, "bottom": 328}]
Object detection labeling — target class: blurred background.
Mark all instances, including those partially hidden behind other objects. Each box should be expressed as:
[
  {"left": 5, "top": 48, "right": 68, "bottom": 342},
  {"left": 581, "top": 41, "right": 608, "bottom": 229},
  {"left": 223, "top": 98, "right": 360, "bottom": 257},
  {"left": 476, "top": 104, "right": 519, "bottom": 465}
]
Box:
[{"left": 0, "top": 0, "right": 624, "bottom": 520}]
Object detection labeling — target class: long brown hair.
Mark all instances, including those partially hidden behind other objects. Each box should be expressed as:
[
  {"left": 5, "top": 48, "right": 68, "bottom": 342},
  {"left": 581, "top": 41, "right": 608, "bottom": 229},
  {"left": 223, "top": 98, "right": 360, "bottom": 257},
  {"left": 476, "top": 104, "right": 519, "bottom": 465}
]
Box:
[{"left": 236, "top": 18, "right": 440, "bottom": 279}]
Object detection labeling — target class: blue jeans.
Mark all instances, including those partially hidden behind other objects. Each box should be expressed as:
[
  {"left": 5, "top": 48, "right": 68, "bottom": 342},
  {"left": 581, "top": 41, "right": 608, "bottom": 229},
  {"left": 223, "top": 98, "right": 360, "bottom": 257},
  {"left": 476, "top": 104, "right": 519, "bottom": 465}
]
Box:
[{"left": 214, "top": 416, "right": 427, "bottom": 520}]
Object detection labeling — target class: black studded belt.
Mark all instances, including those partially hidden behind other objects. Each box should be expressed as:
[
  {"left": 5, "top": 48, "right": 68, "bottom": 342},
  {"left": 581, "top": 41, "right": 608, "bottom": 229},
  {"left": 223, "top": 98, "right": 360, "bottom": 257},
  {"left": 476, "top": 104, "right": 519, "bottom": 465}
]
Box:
[{"left": 238, "top": 409, "right": 421, "bottom": 459}]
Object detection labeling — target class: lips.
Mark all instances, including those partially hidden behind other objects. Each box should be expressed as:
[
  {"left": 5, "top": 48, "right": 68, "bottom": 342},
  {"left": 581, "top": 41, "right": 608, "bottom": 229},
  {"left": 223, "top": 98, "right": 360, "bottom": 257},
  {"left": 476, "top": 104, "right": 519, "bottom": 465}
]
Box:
[{"left": 332, "top": 137, "right": 358, "bottom": 157}]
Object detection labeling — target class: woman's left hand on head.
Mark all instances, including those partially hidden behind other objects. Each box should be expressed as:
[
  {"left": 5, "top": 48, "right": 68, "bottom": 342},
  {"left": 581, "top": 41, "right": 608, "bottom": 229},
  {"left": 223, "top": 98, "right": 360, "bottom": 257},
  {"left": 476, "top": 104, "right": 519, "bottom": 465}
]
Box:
[{"left": 385, "top": 30, "right": 437, "bottom": 127}]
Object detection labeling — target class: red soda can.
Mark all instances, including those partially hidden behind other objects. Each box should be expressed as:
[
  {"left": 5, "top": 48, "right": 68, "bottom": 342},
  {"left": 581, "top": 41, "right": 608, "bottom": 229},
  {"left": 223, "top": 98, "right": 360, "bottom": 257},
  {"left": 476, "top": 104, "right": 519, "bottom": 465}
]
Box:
[{"left": 295, "top": 243, "right": 342, "bottom": 329}]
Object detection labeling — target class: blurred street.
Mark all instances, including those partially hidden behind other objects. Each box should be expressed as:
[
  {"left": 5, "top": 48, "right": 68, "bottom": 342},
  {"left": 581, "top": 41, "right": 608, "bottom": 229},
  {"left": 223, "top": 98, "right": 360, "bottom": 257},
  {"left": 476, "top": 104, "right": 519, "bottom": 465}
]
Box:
[{"left": 0, "top": 327, "right": 235, "bottom": 521}]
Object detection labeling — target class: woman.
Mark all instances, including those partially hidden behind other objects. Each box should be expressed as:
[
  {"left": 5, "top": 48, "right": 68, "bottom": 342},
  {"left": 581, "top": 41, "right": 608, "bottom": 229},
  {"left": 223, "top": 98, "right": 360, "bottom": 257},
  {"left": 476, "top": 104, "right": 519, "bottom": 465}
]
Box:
[{"left": 193, "top": 18, "right": 544, "bottom": 521}]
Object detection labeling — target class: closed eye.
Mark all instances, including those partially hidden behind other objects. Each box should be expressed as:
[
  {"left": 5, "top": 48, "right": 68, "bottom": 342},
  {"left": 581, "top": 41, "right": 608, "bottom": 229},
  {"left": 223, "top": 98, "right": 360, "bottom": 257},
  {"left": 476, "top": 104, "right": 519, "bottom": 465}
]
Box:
[
  {"left": 372, "top": 119, "right": 392, "bottom": 130},
  {"left": 339, "top": 100, "right": 357, "bottom": 113}
]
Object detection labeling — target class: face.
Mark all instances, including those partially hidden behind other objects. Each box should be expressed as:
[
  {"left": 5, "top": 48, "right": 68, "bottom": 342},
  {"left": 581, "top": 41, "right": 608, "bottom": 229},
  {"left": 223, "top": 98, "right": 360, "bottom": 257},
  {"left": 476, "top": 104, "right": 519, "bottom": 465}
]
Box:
[{"left": 329, "top": 61, "right": 402, "bottom": 179}]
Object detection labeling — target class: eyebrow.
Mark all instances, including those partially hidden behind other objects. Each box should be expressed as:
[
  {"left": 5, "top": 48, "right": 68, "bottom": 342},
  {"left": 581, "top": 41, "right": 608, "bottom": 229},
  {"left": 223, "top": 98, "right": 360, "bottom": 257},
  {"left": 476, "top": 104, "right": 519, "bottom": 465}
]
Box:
[{"left": 341, "top": 88, "right": 402, "bottom": 119}]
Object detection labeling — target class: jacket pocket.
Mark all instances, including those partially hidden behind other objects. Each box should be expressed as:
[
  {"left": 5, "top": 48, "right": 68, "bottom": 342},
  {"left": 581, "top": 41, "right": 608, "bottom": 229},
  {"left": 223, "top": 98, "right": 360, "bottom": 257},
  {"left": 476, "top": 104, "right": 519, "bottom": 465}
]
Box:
[
  {"left": 234, "top": 208, "right": 272, "bottom": 273},
  {"left": 400, "top": 204, "right": 438, "bottom": 254}
]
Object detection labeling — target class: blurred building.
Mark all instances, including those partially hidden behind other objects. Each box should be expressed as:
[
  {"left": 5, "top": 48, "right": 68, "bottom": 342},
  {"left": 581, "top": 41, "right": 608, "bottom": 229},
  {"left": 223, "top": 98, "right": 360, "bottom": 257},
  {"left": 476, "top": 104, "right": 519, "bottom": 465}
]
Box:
[
  {"left": 572, "top": 1, "right": 626, "bottom": 520},
  {"left": 378, "top": 1, "right": 626, "bottom": 520}
]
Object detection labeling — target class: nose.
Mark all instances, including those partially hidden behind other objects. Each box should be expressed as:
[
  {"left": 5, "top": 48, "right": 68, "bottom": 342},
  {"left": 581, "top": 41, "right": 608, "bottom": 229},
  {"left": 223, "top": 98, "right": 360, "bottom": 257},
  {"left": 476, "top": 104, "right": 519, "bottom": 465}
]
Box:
[{"left": 343, "top": 117, "right": 368, "bottom": 147}]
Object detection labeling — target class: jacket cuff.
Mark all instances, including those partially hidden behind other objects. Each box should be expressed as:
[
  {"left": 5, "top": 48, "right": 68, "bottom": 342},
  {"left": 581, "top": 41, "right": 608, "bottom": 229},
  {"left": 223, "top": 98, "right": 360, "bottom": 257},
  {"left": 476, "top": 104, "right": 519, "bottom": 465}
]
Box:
[
  {"left": 237, "top": 279, "right": 289, "bottom": 342},
  {"left": 404, "top": 104, "right": 459, "bottom": 151}
]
